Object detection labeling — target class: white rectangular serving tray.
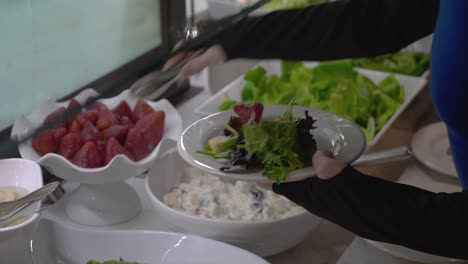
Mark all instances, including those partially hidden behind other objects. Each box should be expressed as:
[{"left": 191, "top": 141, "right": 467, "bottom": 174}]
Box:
[{"left": 195, "top": 60, "right": 428, "bottom": 149}]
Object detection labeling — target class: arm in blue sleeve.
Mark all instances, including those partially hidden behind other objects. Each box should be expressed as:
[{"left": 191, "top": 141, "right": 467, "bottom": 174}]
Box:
[{"left": 273, "top": 166, "right": 468, "bottom": 260}]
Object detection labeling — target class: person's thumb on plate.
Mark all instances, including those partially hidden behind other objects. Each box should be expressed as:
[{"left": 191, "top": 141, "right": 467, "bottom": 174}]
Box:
[{"left": 312, "top": 151, "right": 347, "bottom": 179}]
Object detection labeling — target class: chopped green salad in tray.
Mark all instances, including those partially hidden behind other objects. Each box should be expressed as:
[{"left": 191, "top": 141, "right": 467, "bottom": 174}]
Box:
[
  {"left": 219, "top": 60, "right": 405, "bottom": 141},
  {"left": 350, "top": 52, "right": 430, "bottom": 77}
]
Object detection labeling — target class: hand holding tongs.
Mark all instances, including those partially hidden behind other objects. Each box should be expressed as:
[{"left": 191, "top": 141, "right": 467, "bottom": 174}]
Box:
[{"left": 129, "top": 0, "right": 271, "bottom": 100}]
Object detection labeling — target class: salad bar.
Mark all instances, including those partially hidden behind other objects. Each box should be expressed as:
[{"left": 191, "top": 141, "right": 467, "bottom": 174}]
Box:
[{"left": 0, "top": 53, "right": 453, "bottom": 264}]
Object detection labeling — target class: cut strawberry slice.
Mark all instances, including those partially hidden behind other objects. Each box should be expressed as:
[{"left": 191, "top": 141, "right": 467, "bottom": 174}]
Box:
[
  {"left": 67, "top": 99, "right": 80, "bottom": 111},
  {"left": 71, "top": 141, "right": 103, "bottom": 168},
  {"left": 58, "top": 133, "right": 81, "bottom": 159},
  {"left": 76, "top": 111, "right": 98, "bottom": 126},
  {"left": 105, "top": 137, "right": 135, "bottom": 164},
  {"left": 95, "top": 140, "right": 106, "bottom": 160},
  {"left": 119, "top": 115, "right": 134, "bottom": 129},
  {"left": 44, "top": 107, "right": 66, "bottom": 128},
  {"left": 124, "top": 128, "right": 151, "bottom": 161},
  {"left": 32, "top": 130, "right": 58, "bottom": 155},
  {"left": 86, "top": 98, "right": 105, "bottom": 112},
  {"left": 81, "top": 121, "right": 103, "bottom": 143},
  {"left": 96, "top": 106, "right": 119, "bottom": 130},
  {"left": 102, "top": 125, "right": 128, "bottom": 143},
  {"left": 51, "top": 127, "right": 68, "bottom": 141},
  {"left": 233, "top": 103, "right": 264, "bottom": 124},
  {"left": 69, "top": 119, "right": 82, "bottom": 134},
  {"left": 131, "top": 99, "right": 154, "bottom": 122},
  {"left": 135, "top": 111, "right": 165, "bottom": 145},
  {"left": 112, "top": 101, "right": 132, "bottom": 119}
]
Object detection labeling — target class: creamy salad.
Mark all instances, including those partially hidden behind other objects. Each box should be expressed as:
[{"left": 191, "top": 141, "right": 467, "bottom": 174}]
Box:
[
  {"left": 163, "top": 168, "right": 305, "bottom": 221},
  {"left": 0, "top": 186, "right": 27, "bottom": 227}
]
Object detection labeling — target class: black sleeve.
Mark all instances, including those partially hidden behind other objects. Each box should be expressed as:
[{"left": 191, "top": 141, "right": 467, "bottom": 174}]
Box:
[
  {"left": 273, "top": 166, "right": 468, "bottom": 260},
  {"left": 213, "top": 0, "right": 439, "bottom": 61}
]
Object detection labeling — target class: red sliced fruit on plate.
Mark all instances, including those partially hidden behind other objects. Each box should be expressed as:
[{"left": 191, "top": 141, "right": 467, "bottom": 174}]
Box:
[
  {"left": 81, "top": 121, "right": 103, "bottom": 143},
  {"left": 86, "top": 99, "right": 105, "bottom": 112},
  {"left": 96, "top": 106, "right": 119, "bottom": 130},
  {"left": 102, "top": 125, "right": 128, "bottom": 143},
  {"left": 51, "top": 127, "right": 68, "bottom": 141},
  {"left": 233, "top": 103, "right": 264, "bottom": 124},
  {"left": 120, "top": 115, "right": 134, "bottom": 129},
  {"left": 67, "top": 99, "right": 80, "bottom": 110},
  {"left": 112, "top": 101, "right": 132, "bottom": 119},
  {"left": 76, "top": 111, "right": 98, "bottom": 126},
  {"left": 131, "top": 99, "right": 154, "bottom": 122},
  {"left": 95, "top": 140, "right": 106, "bottom": 160},
  {"left": 69, "top": 119, "right": 82, "bottom": 134},
  {"left": 105, "top": 137, "right": 135, "bottom": 164},
  {"left": 135, "top": 111, "right": 165, "bottom": 145},
  {"left": 71, "top": 141, "right": 103, "bottom": 168},
  {"left": 58, "top": 133, "right": 81, "bottom": 159},
  {"left": 32, "top": 130, "right": 59, "bottom": 155},
  {"left": 124, "top": 128, "right": 151, "bottom": 161},
  {"left": 44, "top": 107, "right": 66, "bottom": 128}
]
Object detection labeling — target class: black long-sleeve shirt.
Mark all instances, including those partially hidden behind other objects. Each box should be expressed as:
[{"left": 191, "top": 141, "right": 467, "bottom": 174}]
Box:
[{"left": 210, "top": 0, "right": 468, "bottom": 260}]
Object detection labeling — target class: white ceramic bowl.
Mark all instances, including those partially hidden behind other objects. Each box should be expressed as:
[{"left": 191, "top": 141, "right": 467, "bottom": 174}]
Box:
[
  {"left": 0, "top": 158, "right": 43, "bottom": 263},
  {"left": 11, "top": 88, "right": 182, "bottom": 183},
  {"left": 145, "top": 142, "right": 321, "bottom": 257},
  {"left": 11, "top": 88, "right": 183, "bottom": 226},
  {"left": 32, "top": 218, "right": 269, "bottom": 264}
]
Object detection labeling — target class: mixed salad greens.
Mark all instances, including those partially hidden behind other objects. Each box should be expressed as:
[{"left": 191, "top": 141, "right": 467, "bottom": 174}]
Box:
[
  {"left": 87, "top": 259, "right": 139, "bottom": 264},
  {"left": 199, "top": 101, "right": 317, "bottom": 183},
  {"left": 219, "top": 60, "right": 405, "bottom": 141}
]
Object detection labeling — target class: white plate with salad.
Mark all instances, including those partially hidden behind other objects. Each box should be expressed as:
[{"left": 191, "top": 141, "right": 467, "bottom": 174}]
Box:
[
  {"left": 178, "top": 102, "right": 366, "bottom": 183},
  {"left": 195, "top": 60, "right": 428, "bottom": 149}
]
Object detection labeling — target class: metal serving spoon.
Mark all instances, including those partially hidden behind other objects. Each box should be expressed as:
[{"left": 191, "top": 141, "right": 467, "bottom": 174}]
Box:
[{"left": 0, "top": 181, "right": 60, "bottom": 223}]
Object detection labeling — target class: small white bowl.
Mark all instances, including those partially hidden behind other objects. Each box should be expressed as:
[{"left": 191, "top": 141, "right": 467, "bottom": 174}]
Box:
[
  {"left": 0, "top": 158, "right": 43, "bottom": 263},
  {"left": 11, "top": 88, "right": 183, "bottom": 226},
  {"left": 145, "top": 141, "right": 321, "bottom": 257}
]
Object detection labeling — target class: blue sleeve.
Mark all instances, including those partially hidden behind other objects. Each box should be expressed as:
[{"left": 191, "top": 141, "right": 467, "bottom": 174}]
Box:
[{"left": 430, "top": 1, "right": 468, "bottom": 189}]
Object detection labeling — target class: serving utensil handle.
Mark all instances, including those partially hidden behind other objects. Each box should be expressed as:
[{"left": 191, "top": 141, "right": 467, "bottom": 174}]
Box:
[{"left": 352, "top": 146, "right": 413, "bottom": 167}]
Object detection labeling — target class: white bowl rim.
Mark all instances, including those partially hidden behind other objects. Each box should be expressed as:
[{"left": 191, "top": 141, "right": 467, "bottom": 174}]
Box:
[{"left": 0, "top": 158, "right": 42, "bottom": 232}]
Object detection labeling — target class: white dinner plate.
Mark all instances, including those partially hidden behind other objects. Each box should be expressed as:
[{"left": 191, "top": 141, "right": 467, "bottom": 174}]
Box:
[
  {"left": 411, "top": 122, "right": 458, "bottom": 178},
  {"left": 178, "top": 105, "right": 366, "bottom": 183},
  {"left": 31, "top": 219, "right": 269, "bottom": 264}
]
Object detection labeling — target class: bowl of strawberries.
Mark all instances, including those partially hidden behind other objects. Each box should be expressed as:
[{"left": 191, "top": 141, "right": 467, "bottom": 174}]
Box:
[{"left": 11, "top": 88, "right": 182, "bottom": 226}]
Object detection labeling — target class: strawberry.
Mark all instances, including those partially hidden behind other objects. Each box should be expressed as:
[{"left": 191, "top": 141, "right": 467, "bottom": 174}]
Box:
[
  {"left": 69, "top": 119, "right": 82, "bottom": 134},
  {"left": 67, "top": 99, "right": 80, "bottom": 111},
  {"left": 105, "top": 137, "right": 135, "bottom": 164},
  {"left": 124, "top": 128, "right": 151, "bottom": 161},
  {"left": 131, "top": 99, "right": 154, "bottom": 122},
  {"left": 96, "top": 106, "right": 119, "bottom": 130},
  {"left": 135, "top": 111, "right": 165, "bottom": 145},
  {"left": 102, "top": 125, "right": 128, "bottom": 143},
  {"left": 119, "top": 115, "right": 134, "bottom": 129},
  {"left": 76, "top": 111, "right": 98, "bottom": 126},
  {"left": 81, "top": 121, "right": 103, "bottom": 143},
  {"left": 85, "top": 97, "right": 105, "bottom": 112},
  {"left": 51, "top": 127, "right": 68, "bottom": 141},
  {"left": 95, "top": 140, "right": 106, "bottom": 160},
  {"left": 233, "top": 103, "right": 264, "bottom": 124},
  {"left": 112, "top": 101, "right": 132, "bottom": 119},
  {"left": 43, "top": 107, "right": 66, "bottom": 128},
  {"left": 58, "top": 133, "right": 81, "bottom": 159},
  {"left": 71, "top": 142, "right": 103, "bottom": 168},
  {"left": 32, "top": 130, "right": 58, "bottom": 155}
]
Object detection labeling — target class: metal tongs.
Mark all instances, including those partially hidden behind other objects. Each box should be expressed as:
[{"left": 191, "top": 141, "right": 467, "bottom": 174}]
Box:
[{"left": 129, "top": 0, "right": 271, "bottom": 100}]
